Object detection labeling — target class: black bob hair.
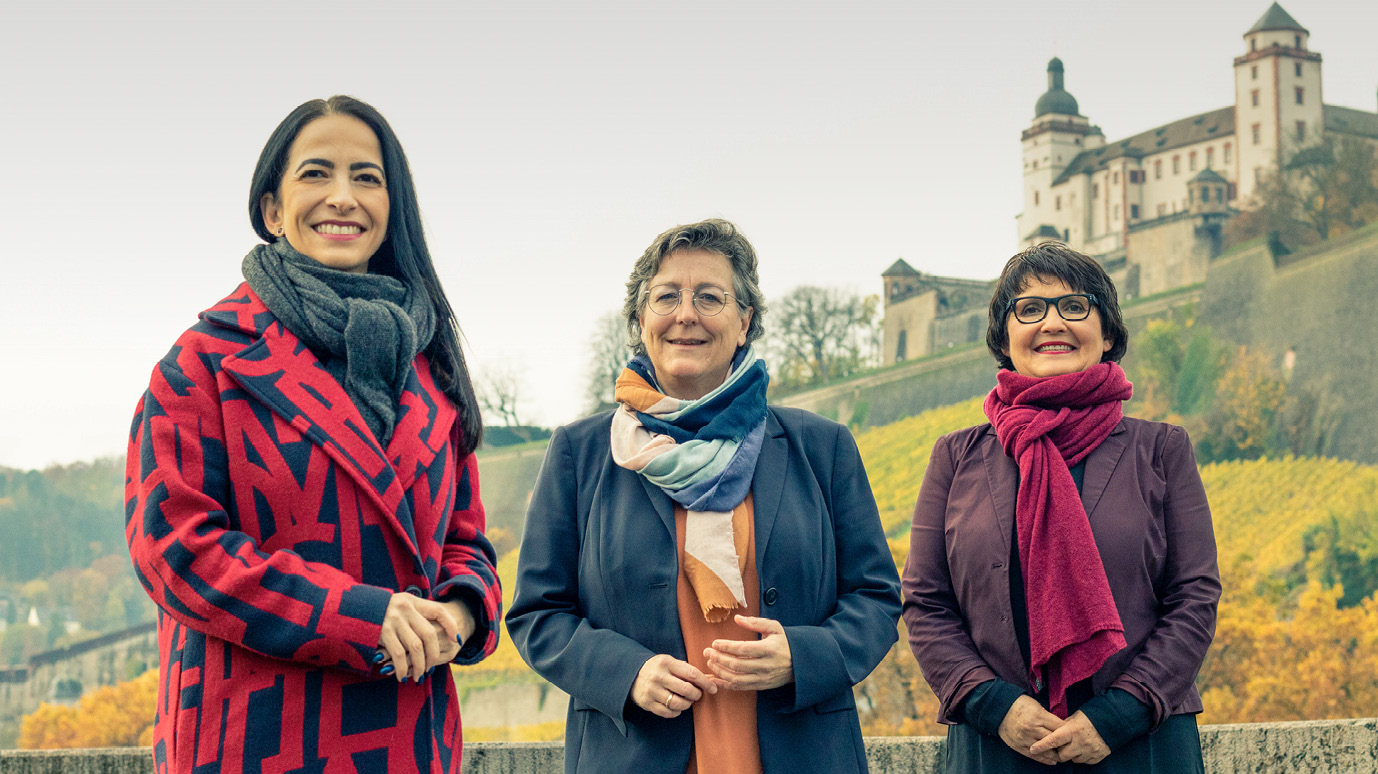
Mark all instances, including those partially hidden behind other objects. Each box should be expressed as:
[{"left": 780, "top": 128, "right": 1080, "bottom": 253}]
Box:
[
  {"left": 985, "top": 242, "right": 1129, "bottom": 372},
  {"left": 248, "top": 95, "right": 482, "bottom": 454}
]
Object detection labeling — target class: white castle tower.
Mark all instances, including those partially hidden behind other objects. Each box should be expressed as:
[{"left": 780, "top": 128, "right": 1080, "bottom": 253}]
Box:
[{"left": 1233, "top": 2, "right": 1324, "bottom": 203}]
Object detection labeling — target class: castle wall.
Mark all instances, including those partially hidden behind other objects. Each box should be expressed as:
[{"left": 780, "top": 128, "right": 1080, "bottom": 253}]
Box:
[
  {"left": 0, "top": 624, "right": 157, "bottom": 730},
  {"left": 930, "top": 307, "right": 987, "bottom": 353},
  {"left": 1126, "top": 214, "right": 1213, "bottom": 298},
  {"left": 881, "top": 290, "right": 938, "bottom": 364},
  {"left": 782, "top": 283, "right": 1203, "bottom": 430},
  {"left": 1199, "top": 226, "right": 1378, "bottom": 463}
]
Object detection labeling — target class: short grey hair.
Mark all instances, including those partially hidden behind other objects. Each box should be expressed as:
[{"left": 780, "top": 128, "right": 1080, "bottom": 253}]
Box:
[{"left": 621, "top": 218, "right": 767, "bottom": 356}]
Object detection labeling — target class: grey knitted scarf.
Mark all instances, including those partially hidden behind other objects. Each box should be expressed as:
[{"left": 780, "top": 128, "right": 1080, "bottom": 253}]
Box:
[{"left": 242, "top": 239, "right": 436, "bottom": 446}]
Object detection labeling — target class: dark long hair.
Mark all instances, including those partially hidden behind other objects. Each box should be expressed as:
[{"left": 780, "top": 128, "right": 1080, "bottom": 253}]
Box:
[{"left": 249, "top": 95, "right": 482, "bottom": 454}]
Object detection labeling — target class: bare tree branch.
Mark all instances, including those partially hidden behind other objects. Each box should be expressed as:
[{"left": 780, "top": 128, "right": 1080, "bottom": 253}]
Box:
[
  {"left": 582, "top": 310, "right": 631, "bottom": 414},
  {"left": 477, "top": 362, "right": 525, "bottom": 428},
  {"left": 767, "top": 286, "right": 879, "bottom": 389}
]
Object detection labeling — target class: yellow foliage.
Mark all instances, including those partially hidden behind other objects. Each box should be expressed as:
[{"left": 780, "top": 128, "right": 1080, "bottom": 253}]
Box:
[
  {"left": 1199, "top": 583, "right": 1378, "bottom": 724},
  {"left": 461, "top": 549, "right": 534, "bottom": 678},
  {"left": 847, "top": 398, "right": 1378, "bottom": 733},
  {"left": 464, "top": 720, "right": 565, "bottom": 742},
  {"left": 19, "top": 669, "right": 157, "bottom": 749},
  {"left": 1199, "top": 455, "right": 1378, "bottom": 588},
  {"left": 854, "top": 397, "right": 986, "bottom": 525},
  {"left": 469, "top": 398, "right": 1378, "bottom": 736}
]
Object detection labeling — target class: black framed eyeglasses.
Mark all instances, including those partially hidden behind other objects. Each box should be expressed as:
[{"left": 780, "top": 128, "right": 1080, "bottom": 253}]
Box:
[
  {"left": 645, "top": 285, "right": 740, "bottom": 317},
  {"left": 1005, "top": 293, "right": 1099, "bottom": 324}
]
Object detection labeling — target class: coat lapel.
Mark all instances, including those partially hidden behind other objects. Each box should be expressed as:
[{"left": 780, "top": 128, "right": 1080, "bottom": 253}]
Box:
[
  {"left": 212, "top": 289, "right": 429, "bottom": 573},
  {"left": 1081, "top": 420, "right": 1129, "bottom": 518},
  {"left": 385, "top": 353, "right": 456, "bottom": 493},
  {"left": 637, "top": 475, "right": 676, "bottom": 540},
  {"left": 980, "top": 426, "right": 1018, "bottom": 558},
  {"left": 751, "top": 410, "right": 788, "bottom": 561}
]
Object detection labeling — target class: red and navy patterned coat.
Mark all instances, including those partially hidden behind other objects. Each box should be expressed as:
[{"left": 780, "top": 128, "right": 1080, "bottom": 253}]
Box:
[{"left": 126, "top": 284, "right": 501, "bottom": 774}]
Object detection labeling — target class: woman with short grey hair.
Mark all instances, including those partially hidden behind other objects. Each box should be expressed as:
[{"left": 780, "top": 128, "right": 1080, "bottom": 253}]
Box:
[{"left": 509, "top": 217, "right": 900, "bottom": 773}]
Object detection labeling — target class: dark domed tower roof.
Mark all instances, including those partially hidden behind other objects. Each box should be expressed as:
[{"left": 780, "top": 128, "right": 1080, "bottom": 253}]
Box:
[
  {"left": 1034, "top": 57, "right": 1081, "bottom": 118},
  {"left": 1247, "top": 3, "right": 1307, "bottom": 35}
]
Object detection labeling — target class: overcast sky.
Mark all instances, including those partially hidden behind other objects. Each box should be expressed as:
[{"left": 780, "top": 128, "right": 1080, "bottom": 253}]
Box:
[{"left": 2, "top": 0, "right": 1375, "bottom": 469}]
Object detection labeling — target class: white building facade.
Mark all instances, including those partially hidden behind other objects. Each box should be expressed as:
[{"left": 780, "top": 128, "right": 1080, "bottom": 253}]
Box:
[{"left": 1014, "top": 3, "right": 1378, "bottom": 279}]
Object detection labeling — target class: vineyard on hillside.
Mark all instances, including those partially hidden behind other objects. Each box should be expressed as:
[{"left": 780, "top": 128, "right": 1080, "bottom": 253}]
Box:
[{"left": 24, "top": 399, "right": 1378, "bottom": 746}]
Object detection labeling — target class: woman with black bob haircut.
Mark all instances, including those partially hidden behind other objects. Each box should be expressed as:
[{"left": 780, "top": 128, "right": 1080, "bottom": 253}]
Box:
[
  {"left": 984, "top": 242, "right": 1129, "bottom": 372},
  {"left": 903, "top": 242, "right": 1219, "bottom": 771},
  {"left": 127, "top": 95, "right": 501, "bottom": 773}
]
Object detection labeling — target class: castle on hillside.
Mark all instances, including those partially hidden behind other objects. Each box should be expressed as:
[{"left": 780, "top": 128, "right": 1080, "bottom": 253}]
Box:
[{"left": 882, "top": 2, "right": 1378, "bottom": 366}]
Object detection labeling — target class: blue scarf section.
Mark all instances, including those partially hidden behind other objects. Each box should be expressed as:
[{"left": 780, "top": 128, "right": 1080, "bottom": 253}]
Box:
[{"left": 623, "top": 349, "right": 769, "bottom": 512}]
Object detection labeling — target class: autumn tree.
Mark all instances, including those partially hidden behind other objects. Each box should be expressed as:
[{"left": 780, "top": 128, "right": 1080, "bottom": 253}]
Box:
[
  {"left": 768, "top": 286, "right": 879, "bottom": 390},
  {"left": 855, "top": 638, "right": 944, "bottom": 738},
  {"left": 1232, "top": 136, "right": 1378, "bottom": 249},
  {"left": 1129, "top": 316, "right": 1223, "bottom": 422},
  {"left": 19, "top": 669, "right": 158, "bottom": 749},
  {"left": 1196, "top": 346, "right": 1288, "bottom": 463},
  {"left": 1198, "top": 583, "right": 1378, "bottom": 724}
]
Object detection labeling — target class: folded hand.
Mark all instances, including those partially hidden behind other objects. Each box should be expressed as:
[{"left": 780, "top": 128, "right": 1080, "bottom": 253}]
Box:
[{"left": 703, "top": 615, "right": 794, "bottom": 692}]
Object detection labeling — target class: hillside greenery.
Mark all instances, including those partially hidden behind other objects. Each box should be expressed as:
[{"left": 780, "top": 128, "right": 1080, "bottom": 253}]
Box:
[
  {"left": 15, "top": 319, "right": 1378, "bottom": 741},
  {"left": 456, "top": 389, "right": 1378, "bottom": 738},
  {"left": 0, "top": 459, "right": 155, "bottom": 667}
]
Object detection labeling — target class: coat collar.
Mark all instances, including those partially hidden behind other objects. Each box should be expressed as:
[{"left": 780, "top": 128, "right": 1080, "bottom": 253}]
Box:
[
  {"left": 980, "top": 420, "right": 1129, "bottom": 555},
  {"left": 203, "top": 283, "right": 456, "bottom": 571}
]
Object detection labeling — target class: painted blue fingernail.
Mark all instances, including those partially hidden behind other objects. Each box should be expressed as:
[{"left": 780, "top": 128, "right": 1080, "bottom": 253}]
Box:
[
  {"left": 380, "top": 665, "right": 394, "bottom": 675},
  {"left": 373, "top": 652, "right": 385, "bottom": 663}
]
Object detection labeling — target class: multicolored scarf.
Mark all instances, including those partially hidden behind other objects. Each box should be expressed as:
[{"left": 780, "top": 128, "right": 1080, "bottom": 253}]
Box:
[
  {"left": 984, "top": 361, "right": 1133, "bottom": 718},
  {"left": 611, "top": 347, "right": 769, "bottom": 622}
]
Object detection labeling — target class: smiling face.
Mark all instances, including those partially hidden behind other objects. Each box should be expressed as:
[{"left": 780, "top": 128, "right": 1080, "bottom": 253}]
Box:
[
  {"left": 259, "top": 114, "right": 389, "bottom": 273},
  {"left": 1003, "top": 275, "right": 1112, "bottom": 378},
  {"left": 638, "top": 248, "right": 752, "bottom": 400}
]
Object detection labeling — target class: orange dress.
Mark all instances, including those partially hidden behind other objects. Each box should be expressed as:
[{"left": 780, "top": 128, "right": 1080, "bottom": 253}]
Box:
[{"left": 674, "top": 497, "right": 763, "bottom": 774}]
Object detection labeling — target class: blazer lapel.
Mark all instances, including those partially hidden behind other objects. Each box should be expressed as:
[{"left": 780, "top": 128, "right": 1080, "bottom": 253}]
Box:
[
  {"left": 980, "top": 427, "right": 1018, "bottom": 558},
  {"left": 751, "top": 410, "right": 788, "bottom": 561},
  {"left": 385, "top": 353, "right": 456, "bottom": 493},
  {"left": 1081, "top": 421, "right": 1129, "bottom": 518},
  {"left": 221, "top": 321, "right": 424, "bottom": 568},
  {"left": 637, "top": 475, "right": 676, "bottom": 540}
]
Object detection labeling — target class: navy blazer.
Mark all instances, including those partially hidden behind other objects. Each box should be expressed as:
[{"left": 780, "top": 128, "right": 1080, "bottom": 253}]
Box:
[{"left": 506, "top": 406, "right": 902, "bottom": 774}]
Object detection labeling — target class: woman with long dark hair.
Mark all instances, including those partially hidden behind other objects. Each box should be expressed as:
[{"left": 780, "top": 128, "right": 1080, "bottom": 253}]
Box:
[{"left": 126, "top": 95, "right": 500, "bottom": 773}]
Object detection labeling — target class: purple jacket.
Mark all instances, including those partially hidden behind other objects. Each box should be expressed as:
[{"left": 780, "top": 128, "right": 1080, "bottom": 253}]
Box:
[{"left": 901, "top": 417, "right": 1220, "bottom": 727}]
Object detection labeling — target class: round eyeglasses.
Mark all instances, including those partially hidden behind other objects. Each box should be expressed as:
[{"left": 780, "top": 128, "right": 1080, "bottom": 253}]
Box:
[
  {"left": 1005, "top": 293, "right": 1099, "bottom": 324},
  {"left": 644, "top": 285, "right": 739, "bottom": 317}
]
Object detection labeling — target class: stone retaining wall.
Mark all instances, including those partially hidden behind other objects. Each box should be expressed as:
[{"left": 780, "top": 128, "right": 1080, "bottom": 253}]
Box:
[{"left": 4, "top": 718, "right": 1374, "bottom": 773}]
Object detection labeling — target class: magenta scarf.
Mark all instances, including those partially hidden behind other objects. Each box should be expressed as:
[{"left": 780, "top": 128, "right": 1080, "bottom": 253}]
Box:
[{"left": 984, "top": 361, "right": 1133, "bottom": 718}]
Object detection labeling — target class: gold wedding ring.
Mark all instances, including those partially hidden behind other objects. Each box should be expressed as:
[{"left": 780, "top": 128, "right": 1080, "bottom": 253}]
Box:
[{"left": 664, "top": 695, "right": 673, "bottom": 709}]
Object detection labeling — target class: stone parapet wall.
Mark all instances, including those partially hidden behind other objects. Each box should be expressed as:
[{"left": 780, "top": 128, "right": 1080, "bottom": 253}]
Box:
[{"left": 5, "top": 718, "right": 1375, "bottom": 773}]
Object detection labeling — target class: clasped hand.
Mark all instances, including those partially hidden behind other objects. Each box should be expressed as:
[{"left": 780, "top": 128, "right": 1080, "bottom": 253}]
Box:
[
  {"left": 1000, "top": 696, "right": 1110, "bottom": 766},
  {"left": 376, "top": 594, "right": 476, "bottom": 683},
  {"left": 629, "top": 614, "right": 794, "bottom": 718}
]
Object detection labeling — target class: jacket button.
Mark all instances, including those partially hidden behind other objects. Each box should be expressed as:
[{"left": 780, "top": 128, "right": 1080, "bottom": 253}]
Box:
[
  {"left": 764, "top": 588, "right": 778, "bottom": 606},
  {"left": 405, "top": 586, "right": 423, "bottom": 597}
]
